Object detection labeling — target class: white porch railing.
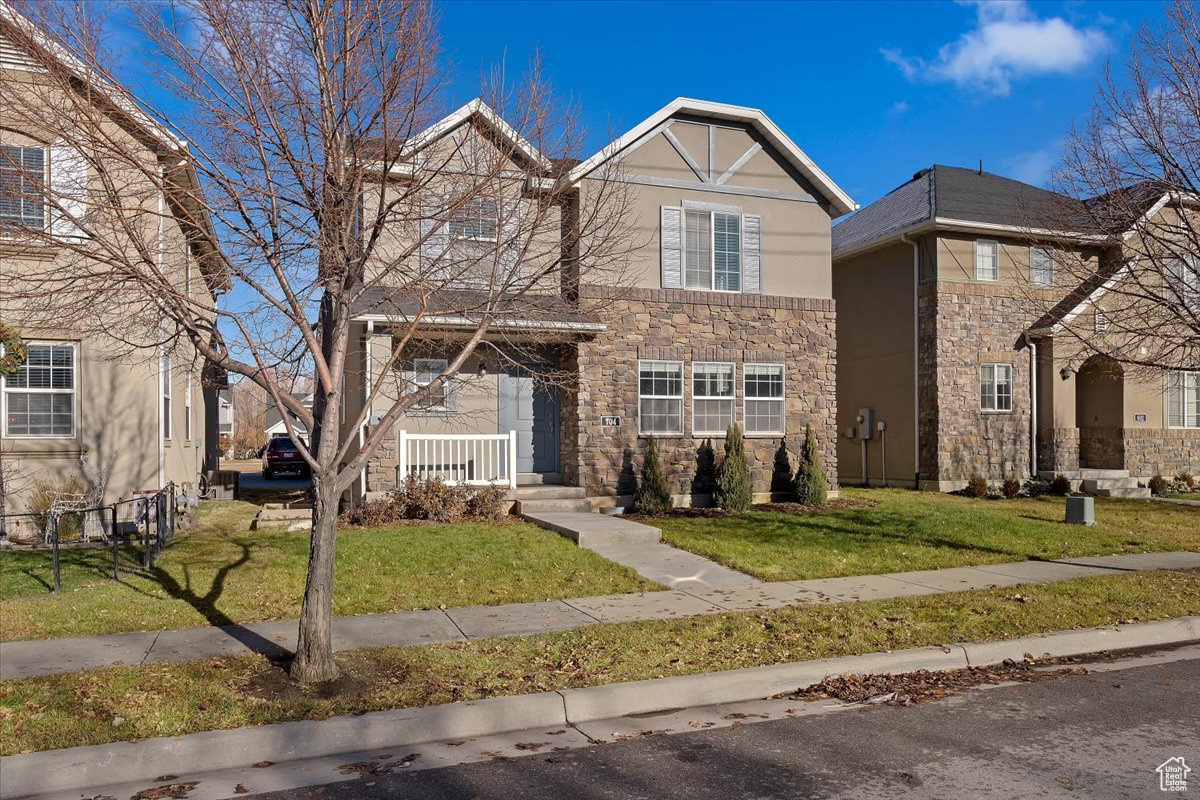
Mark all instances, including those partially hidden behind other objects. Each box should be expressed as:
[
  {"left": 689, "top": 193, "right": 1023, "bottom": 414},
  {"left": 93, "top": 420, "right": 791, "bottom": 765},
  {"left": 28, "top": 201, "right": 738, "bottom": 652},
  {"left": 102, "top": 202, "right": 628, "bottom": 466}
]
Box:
[{"left": 397, "top": 430, "right": 518, "bottom": 489}]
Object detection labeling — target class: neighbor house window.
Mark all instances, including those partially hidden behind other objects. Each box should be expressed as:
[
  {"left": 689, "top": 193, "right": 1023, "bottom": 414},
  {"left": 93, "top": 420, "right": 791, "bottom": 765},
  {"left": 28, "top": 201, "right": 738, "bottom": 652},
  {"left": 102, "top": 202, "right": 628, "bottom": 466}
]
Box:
[
  {"left": 447, "top": 197, "right": 498, "bottom": 241},
  {"left": 744, "top": 363, "right": 785, "bottom": 434},
  {"left": 3, "top": 343, "right": 75, "bottom": 437},
  {"left": 1166, "top": 256, "right": 1200, "bottom": 312},
  {"left": 980, "top": 363, "right": 1013, "bottom": 411},
  {"left": 1030, "top": 246, "right": 1053, "bottom": 286},
  {"left": 413, "top": 358, "right": 450, "bottom": 410},
  {"left": 975, "top": 240, "right": 999, "bottom": 281},
  {"left": 638, "top": 360, "right": 683, "bottom": 434},
  {"left": 692, "top": 362, "right": 735, "bottom": 435},
  {"left": 161, "top": 353, "right": 172, "bottom": 439},
  {"left": 685, "top": 209, "right": 741, "bottom": 292},
  {"left": 184, "top": 374, "right": 193, "bottom": 441},
  {"left": 1167, "top": 371, "right": 1200, "bottom": 428},
  {"left": 0, "top": 144, "right": 45, "bottom": 231}
]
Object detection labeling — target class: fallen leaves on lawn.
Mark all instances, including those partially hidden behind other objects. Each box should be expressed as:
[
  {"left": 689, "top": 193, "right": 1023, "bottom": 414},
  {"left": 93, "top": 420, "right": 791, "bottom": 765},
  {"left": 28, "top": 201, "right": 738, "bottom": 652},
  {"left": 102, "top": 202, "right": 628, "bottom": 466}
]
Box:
[{"left": 791, "top": 659, "right": 1088, "bottom": 706}]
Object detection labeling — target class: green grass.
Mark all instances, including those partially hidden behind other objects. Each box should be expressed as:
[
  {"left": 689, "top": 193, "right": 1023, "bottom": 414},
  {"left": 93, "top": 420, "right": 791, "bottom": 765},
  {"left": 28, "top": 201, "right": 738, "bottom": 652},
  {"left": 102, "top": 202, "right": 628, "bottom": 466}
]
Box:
[
  {"left": 1163, "top": 493, "right": 1200, "bottom": 501},
  {"left": 656, "top": 488, "right": 1200, "bottom": 582},
  {"left": 1, "top": 569, "right": 1197, "bottom": 755},
  {"left": 0, "top": 502, "right": 658, "bottom": 642}
]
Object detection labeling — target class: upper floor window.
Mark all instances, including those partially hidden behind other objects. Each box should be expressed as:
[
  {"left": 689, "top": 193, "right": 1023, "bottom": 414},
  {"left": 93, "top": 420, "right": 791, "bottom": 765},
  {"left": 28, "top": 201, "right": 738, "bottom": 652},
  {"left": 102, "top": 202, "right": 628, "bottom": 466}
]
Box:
[
  {"left": 0, "top": 144, "right": 45, "bottom": 231},
  {"left": 1167, "top": 371, "right": 1200, "bottom": 429},
  {"left": 980, "top": 363, "right": 1013, "bottom": 411},
  {"left": 447, "top": 197, "right": 498, "bottom": 242},
  {"left": 161, "top": 353, "right": 172, "bottom": 440},
  {"left": 1166, "top": 256, "right": 1200, "bottom": 312},
  {"left": 975, "top": 240, "right": 998, "bottom": 281},
  {"left": 2, "top": 342, "right": 75, "bottom": 437},
  {"left": 1030, "top": 246, "right": 1053, "bottom": 286},
  {"left": 685, "top": 210, "right": 741, "bottom": 292}
]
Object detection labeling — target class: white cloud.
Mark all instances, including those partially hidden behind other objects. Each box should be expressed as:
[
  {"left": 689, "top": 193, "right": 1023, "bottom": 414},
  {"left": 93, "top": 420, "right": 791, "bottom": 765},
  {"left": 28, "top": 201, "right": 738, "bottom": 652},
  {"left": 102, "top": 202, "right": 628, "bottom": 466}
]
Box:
[
  {"left": 1000, "top": 140, "right": 1063, "bottom": 186},
  {"left": 883, "top": 1, "right": 1110, "bottom": 95}
]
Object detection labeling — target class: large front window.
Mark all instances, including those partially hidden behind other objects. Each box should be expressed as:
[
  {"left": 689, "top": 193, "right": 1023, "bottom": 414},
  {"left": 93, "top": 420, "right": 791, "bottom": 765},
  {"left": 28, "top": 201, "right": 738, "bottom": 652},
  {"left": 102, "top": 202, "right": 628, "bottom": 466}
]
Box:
[
  {"left": 685, "top": 209, "right": 741, "bottom": 291},
  {"left": 692, "top": 362, "right": 735, "bottom": 435},
  {"left": 638, "top": 360, "right": 683, "bottom": 434},
  {"left": 980, "top": 363, "right": 1013, "bottom": 411},
  {"left": 0, "top": 144, "right": 45, "bottom": 231},
  {"left": 744, "top": 363, "right": 785, "bottom": 434},
  {"left": 1167, "top": 371, "right": 1200, "bottom": 428},
  {"left": 3, "top": 343, "right": 75, "bottom": 437}
]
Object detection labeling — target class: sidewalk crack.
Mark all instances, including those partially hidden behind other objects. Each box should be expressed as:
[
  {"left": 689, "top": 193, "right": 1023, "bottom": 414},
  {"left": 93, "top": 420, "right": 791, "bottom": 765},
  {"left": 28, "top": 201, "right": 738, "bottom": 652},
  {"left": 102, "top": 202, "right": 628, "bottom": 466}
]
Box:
[
  {"left": 140, "top": 629, "right": 163, "bottom": 666},
  {"left": 442, "top": 610, "right": 470, "bottom": 642}
]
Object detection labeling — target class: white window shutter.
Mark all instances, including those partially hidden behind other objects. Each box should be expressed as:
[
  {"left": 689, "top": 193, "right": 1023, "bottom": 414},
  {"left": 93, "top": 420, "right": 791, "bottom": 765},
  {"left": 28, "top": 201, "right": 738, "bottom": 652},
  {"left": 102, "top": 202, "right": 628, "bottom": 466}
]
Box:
[
  {"left": 660, "top": 205, "right": 683, "bottom": 289},
  {"left": 49, "top": 140, "right": 87, "bottom": 241},
  {"left": 420, "top": 195, "right": 449, "bottom": 271},
  {"left": 742, "top": 213, "right": 762, "bottom": 293},
  {"left": 497, "top": 198, "right": 522, "bottom": 281}
]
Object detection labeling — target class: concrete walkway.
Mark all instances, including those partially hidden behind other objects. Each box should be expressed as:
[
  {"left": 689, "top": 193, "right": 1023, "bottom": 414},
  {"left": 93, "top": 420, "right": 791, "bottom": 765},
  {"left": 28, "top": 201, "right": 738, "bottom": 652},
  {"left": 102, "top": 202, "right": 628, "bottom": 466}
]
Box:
[{"left": 2, "top": 550, "right": 1198, "bottom": 679}]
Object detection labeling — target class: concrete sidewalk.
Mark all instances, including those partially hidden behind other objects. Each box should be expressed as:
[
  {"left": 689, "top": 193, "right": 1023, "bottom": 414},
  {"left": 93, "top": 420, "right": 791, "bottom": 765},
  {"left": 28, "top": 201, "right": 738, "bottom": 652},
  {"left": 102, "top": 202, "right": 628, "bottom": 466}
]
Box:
[{"left": 2, "top": 550, "right": 1198, "bottom": 679}]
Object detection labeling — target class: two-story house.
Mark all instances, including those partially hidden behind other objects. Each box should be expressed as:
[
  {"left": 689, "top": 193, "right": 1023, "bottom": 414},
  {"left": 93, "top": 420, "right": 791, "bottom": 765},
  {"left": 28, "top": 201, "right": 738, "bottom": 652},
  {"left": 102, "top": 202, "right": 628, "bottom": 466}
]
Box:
[
  {"left": 832, "top": 165, "right": 1199, "bottom": 492},
  {"left": 0, "top": 7, "right": 222, "bottom": 529},
  {"left": 344, "top": 98, "right": 854, "bottom": 507}
]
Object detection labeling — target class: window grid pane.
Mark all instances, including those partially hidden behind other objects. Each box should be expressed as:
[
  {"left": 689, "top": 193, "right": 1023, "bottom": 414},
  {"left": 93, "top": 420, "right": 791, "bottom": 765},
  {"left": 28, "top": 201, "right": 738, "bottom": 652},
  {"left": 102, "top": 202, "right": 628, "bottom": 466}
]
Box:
[
  {"left": 1169, "top": 371, "right": 1200, "bottom": 429},
  {"left": 976, "top": 241, "right": 998, "bottom": 281},
  {"left": 693, "top": 363, "right": 735, "bottom": 434},
  {"left": 0, "top": 144, "right": 45, "bottom": 229},
  {"left": 639, "top": 360, "right": 683, "bottom": 434},
  {"left": 3, "top": 343, "right": 75, "bottom": 436},
  {"left": 713, "top": 213, "right": 741, "bottom": 292},
  {"left": 743, "top": 364, "right": 784, "bottom": 433},
  {"left": 447, "top": 198, "right": 498, "bottom": 240},
  {"left": 414, "top": 358, "right": 449, "bottom": 408},
  {"left": 1031, "top": 247, "right": 1052, "bottom": 285},
  {"left": 684, "top": 210, "right": 712, "bottom": 289}
]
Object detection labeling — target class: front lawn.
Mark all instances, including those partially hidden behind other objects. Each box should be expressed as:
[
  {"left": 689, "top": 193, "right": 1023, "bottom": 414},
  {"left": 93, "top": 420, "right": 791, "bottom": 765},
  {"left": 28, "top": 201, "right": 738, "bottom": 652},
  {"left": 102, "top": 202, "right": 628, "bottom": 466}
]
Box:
[
  {"left": 2, "top": 568, "right": 1196, "bottom": 755},
  {"left": 0, "top": 502, "right": 658, "bottom": 642},
  {"left": 655, "top": 488, "right": 1200, "bottom": 582}
]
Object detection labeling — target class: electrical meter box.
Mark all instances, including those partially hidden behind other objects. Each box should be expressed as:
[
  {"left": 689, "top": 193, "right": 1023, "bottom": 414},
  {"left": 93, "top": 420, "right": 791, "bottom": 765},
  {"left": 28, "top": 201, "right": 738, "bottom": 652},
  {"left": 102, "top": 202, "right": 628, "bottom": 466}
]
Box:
[{"left": 856, "top": 407, "right": 874, "bottom": 440}]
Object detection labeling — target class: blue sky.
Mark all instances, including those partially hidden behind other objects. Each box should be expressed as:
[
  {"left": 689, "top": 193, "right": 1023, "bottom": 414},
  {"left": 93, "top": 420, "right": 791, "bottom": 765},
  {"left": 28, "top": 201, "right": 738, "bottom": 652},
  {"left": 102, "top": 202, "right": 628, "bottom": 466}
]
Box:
[{"left": 433, "top": 0, "right": 1161, "bottom": 210}]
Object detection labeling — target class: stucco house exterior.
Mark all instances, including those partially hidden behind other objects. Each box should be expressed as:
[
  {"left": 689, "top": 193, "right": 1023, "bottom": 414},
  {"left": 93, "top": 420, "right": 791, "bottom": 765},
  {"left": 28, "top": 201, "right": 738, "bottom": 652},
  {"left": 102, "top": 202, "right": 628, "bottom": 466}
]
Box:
[
  {"left": 0, "top": 8, "right": 222, "bottom": 529},
  {"left": 832, "top": 165, "right": 1200, "bottom": 492},
  {"left": 343, "top": 98, "right": 854, "bottom": 507}
]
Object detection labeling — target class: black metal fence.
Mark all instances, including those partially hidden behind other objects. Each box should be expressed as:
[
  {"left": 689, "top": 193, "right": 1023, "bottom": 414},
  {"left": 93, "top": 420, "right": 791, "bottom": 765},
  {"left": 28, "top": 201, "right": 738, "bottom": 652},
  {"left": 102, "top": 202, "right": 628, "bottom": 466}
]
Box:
[{"left": 0, "top": 483, "right": 178, "bottom": 595}]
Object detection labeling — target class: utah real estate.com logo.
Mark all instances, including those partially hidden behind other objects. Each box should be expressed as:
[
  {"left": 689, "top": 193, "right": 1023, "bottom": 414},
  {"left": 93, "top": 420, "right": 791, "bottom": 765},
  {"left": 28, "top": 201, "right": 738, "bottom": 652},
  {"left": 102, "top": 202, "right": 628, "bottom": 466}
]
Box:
[{"left": 1157, "top": 757, "right": 1191, "bottom": 792}]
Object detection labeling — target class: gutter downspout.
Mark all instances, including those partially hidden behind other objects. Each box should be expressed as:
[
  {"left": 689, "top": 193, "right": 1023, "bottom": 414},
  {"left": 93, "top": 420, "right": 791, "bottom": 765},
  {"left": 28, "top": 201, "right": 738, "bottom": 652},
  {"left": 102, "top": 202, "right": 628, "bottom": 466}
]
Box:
[
  {"left": 360, "top": 320, "right": 374, "bottom": 499},
  {"left": 1029, "top": 338, "right": 1038, "bottom": 478},
  {"left": 156, "top": 169, "right": 166, "bottom": 489},
  {"left": 900, "top": 233, "right": 920, "bottom": 490}
]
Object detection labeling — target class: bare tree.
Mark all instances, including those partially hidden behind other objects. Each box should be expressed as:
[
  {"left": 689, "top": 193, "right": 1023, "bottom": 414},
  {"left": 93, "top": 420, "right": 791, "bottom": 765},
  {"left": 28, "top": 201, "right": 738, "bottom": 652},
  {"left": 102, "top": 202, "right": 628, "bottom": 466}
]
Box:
[
  {"left": 0, "top": 0, "right": 635, "bottom": 682},
  {"left": 1039, "top": 0, "right": 1200, "bottom": 373}
]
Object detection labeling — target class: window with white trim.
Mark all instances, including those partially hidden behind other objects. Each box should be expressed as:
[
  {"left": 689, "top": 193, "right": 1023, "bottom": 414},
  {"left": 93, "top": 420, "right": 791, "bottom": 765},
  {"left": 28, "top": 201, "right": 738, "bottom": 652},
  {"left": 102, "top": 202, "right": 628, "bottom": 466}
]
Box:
[
  {"left": 980, "top": 363, "right": 1013, "bottom": 411},
  {"left": 413, "top": 358, "right": 450, "bottom": 411},
  {"left": 975, "top": 240, "right": 999, "bottom": 281},
  {"left": 692, "top": 362, "right": 735, "bottom": 435},
  {"left": 1167, "top": 371, "right": 1200, "bottom": 429},
  {"left": 685, "top": 209, "right": 741, "bottom": 292},
  {"left": 2, "top": 342, "right": 75, "bottom": 437},
  {"left": 447, "top": 198, "right": 498, "bottom": 241},
  {"left": 161, "top": 353, "right": 172, "bottom": 440},
  {"left": 0, "top": 144, "right": 45, "bottom": 230},
  {"left": 638, "top": 360, "right": 683, "bottom": 434},
  {"left": 1166, "top": 256, "right": 1200, "bottom": 312},
  {"left": 744, "top": 363, "right": 785, "bottom": 434},
  {"left": 1030, "top": 246, "right": 1053, "bottom": 286},
  {"left": 184, "top": 374, "right": 193, "bottom": 441}
]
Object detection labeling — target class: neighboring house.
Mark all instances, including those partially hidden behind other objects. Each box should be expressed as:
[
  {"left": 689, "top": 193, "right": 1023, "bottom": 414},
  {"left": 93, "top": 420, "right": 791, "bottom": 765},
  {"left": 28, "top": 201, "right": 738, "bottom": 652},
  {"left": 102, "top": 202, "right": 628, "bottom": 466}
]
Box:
[
  {"left": 345, "top": 98, "right": 854, "bottom": 505},
  {"left": 265, "top": 393, "right": 313, "bottom": 438},
  {"left": 217, "top": 389, "right": 235, "bottom": 438},
  {"left": 0, "top": 8, "right": 223, "bottom": 524},
  {"left": 831, "top": 165, "right": 1199, "bottom": 491}
]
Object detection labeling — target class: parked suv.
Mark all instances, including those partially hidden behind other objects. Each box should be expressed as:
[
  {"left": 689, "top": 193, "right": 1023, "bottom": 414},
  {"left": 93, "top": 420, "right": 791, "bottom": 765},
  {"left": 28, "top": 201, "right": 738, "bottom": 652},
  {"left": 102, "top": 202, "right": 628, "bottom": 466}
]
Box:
[{"left": 262, "top": 436, "right": 310, "bottom": 479}]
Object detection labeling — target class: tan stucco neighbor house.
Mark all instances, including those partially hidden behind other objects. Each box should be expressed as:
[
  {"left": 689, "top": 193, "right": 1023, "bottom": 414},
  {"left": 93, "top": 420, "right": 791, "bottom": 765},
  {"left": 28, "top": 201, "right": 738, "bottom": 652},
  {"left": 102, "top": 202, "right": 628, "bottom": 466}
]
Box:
[
  {"left": 344, "top": 98, "right": 854, "bottom": 507},
  {"left": 0, "top": 9, "right": 222, "bottom": 531},
  {"left": 832, "top": 165, "right": 1200, "bottom": 492}
]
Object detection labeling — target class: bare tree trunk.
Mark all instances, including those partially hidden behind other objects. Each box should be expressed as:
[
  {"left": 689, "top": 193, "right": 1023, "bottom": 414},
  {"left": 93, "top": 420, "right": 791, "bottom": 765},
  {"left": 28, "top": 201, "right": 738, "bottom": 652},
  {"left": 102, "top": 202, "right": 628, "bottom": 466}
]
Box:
[{"left": 291, "top": 467, "right": 341, "bottom": 682}]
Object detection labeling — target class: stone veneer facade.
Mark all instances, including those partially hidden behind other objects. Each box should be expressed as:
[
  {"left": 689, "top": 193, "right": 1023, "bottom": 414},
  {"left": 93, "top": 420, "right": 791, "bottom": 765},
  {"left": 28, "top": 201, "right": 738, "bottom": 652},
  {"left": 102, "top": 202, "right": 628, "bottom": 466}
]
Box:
[
  {"left": 563, "top": 286, "right": 838, "bottom": 500},
  {"left": 919, "top": 282, "right": 1036, "bottom": 489}
]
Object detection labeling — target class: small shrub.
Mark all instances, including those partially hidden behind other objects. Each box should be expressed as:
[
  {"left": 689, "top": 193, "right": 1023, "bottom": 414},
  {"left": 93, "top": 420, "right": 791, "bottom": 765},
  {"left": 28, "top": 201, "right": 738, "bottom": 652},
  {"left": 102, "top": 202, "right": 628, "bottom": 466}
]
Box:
[
  {"left": 714, "top": 424, "right": 754, "bottom": 511},
  {"left": 342, "top": 495, "right": 402, "bottom": 527},
  {"left": 632, "top": 437, "right": 673, "bottom": 515},
  {"left": 692, "top": 440, "right": 717, "bottom": 495},
  {"left": 963, "top": 474, "right": 989, "bottom": 498},
  {"left": 794, "top": 425, "right": 828, "bottom": 506},
  {"left": 341, "top": 475, "right": 507, "bottom": 526},
  {"left": 1149, "top": 474, "right": 1169, "bottom": 497},
  {"left": 463, "top": 484, "right": 507, "bottom": 521},
  {"left": 1023, "top": 475, "right": 1052, "bottom": 497},
  {"left": 25, "top": 476, "right": 90, "bottom": 539},
  {"left": 1002, "top": 475, "right": 1021, "bottom": 499},
  {"left": 1176, "top": 472, "right": 1196, "bottom": 490},
  {"left": 770, "top": 439, "right": 795, "bottom": 496},
  {"left": 1050, "top": 474, "right": 1072, "bottom": 496}
]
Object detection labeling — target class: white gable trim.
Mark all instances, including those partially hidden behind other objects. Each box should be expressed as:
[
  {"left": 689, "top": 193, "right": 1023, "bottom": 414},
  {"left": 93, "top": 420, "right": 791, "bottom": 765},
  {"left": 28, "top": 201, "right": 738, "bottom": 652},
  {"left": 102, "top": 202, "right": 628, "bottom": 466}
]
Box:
[
  {"left": 394, "top": 98, "right": 551, "bottom": 172},
  {"left": 567, "top": 97, "right": 857, "bottom": 217}
]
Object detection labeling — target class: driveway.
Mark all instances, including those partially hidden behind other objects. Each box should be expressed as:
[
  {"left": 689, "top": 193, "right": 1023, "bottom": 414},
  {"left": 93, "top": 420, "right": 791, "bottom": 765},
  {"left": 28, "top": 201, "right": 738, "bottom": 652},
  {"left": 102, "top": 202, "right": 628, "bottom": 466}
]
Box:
[{"left": 238, "top": 471, "right": 312, "bottom": 493}]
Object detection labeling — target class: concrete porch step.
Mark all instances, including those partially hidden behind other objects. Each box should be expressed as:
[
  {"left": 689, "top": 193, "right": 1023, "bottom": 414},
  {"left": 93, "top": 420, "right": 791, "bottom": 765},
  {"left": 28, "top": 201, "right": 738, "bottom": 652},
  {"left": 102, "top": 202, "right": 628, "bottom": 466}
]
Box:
[
  {"left": 508, "top": 485, "right": 587, "bottom": 501},
  {"left": 1089, "top": 486, "right": 1152, "bottom": 499},
  {"left": 520, "top": 511, "right": 662, "bottom": 547},
  {"left": 1082, "top": 478, "right": 1142, "bottom": 491},
  {"left": 1078, "top": 469, "right": 1132, "bottom": 479},
  {"left": 517, "top": 472, "right": 563, "bottom": 486},
  {"left": 514, "top": 498, "right": 594, "bottom": 514}
]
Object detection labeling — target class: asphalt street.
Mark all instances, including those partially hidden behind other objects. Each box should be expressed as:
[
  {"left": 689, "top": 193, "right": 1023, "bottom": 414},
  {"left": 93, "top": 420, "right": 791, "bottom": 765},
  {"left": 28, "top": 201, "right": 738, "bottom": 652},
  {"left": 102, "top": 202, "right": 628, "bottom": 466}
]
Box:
[{"left": 252, "top": 654, "right": 1198, "bottom": 800}]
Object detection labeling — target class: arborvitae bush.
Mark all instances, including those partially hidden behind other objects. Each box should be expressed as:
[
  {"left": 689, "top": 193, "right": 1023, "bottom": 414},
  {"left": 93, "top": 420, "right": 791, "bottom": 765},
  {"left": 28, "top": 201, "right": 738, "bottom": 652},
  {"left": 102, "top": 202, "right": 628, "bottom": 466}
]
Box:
[
  {"left": 714, "top": 424, "right": 753, "bottom": 511},
  {"left": 964, "top": 473, "right": 989, "bottom": 498},
  {"left": 1149, "top": 474, "right": 1169, "bottom": 496},
  {"left": 1002, "top": 475, "right": 1021, "bottom": 499},
  {"left": 770, "top": 439, "right": 795, "bottom": 496},
  {"left": 632, "top": 436, "right": 673, "bottom": 515},
  {"left": 794, "top": 424, "right": 828, "bottom": 506},
  {"left": 1050, "top": 474, "right": 1072, "bottom": 496},
  {"left": 692, "top": 439, "right": 717, "bottom": 495}
]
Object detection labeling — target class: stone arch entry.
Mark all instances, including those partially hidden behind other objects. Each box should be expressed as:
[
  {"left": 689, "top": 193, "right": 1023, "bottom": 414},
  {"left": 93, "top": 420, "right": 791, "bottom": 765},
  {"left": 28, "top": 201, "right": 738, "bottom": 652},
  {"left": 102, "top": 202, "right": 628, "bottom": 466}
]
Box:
[{"left": 1075, "top": 355, "right": 1125, "bottom": 469}]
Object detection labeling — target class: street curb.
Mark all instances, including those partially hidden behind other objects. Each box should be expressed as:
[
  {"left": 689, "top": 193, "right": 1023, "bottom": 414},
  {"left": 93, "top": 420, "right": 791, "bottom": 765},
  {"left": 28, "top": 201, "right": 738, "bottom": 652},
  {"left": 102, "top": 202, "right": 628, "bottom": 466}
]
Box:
[{"left": 3, "top": 616, "right": 1197, "bottom": 799}]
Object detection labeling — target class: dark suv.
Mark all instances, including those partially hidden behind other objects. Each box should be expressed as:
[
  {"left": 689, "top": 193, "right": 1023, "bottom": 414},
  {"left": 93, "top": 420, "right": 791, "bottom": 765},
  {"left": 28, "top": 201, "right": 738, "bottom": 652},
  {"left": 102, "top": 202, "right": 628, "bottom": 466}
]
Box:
[{"left": 262, "top": 436, "right": 310, "bottom": 479}]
